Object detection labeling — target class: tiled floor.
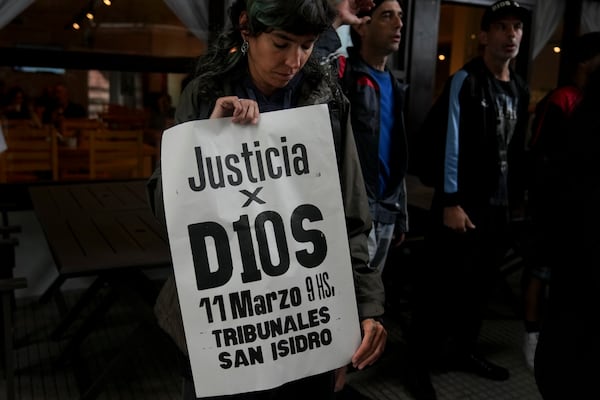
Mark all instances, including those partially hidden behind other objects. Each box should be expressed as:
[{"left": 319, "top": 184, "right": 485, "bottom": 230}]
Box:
[
  {"left": 346, "top": 317, "right": 542, "bottom": 400},
  {"left": 347, "top": 241, "right": 544, "bottom": 400},
  {"left": 1, "top": 278, "right": 544, "bottom": 400},
  {"left": 5, "top": 289, "right": 182, "bottom": 400}
]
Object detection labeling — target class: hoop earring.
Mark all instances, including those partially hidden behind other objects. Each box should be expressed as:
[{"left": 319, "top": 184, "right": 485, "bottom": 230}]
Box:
[{"left": 241, "top": 39, "right": 249, "bottom": 56}]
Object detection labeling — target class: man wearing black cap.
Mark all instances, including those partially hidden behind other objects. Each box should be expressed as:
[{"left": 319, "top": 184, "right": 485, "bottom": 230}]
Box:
[{"left": 405, "top": 1, "right": 530, "bottom": 399}]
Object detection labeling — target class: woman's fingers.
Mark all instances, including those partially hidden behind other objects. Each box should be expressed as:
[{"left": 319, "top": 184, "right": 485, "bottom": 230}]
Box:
[
  {"left": 232, "top": 98, "right": 260, "bottom": 124},
  {"left": 210, "top": 96, "right": 259, "bottom": 124}
]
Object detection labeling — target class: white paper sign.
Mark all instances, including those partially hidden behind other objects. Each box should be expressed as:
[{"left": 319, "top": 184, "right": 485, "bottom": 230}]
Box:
[{"left": 161, "top": 104, "right": 361, "bottom": 397}]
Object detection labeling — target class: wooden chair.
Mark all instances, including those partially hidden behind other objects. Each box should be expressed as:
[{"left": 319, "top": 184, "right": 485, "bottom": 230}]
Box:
[
  {"left": 89, "top": 128, "right": 144, "bottom": 180},
  {"left": 0, "top": 121, "right": 57, "bottom": 183},
  {"left": 98, "top": 110, "right": 149, "bottom": 130},
  {"left": 56, "top": 124, "right": 100, "bottom": 181},
  {"left": 0, "top": 119, "right": 36, "bottom": 130},
  {"left": 60, "top": 118, "right": 104, "bottom": 146}
]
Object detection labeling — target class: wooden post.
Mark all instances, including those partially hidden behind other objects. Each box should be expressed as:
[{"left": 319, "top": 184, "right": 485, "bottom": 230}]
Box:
[
  {"left": 558, "top": 0, "right": 583, "bottom": 86},
  {"left": 406, "top": 0, "right": 441, "bottom": 157}
]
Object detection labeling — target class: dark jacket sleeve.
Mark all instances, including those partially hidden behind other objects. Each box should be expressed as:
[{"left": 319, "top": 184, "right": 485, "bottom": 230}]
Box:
[
  {"left": 313, "top": 25, "right": 343, "bottom": 63},
  {"left": 339, "top": 111, "right": 385, "bottom": 319},
  {"left": 147, "top": 164, "right": 190, "bottom": 356},
  {"left": 507, "top": 77, "right": 530, "bottom": 211}
]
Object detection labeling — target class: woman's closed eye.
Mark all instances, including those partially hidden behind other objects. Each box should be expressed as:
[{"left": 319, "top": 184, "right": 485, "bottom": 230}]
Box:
[{"left": 273, "top": 41, "right": 313, "bottom": 52}]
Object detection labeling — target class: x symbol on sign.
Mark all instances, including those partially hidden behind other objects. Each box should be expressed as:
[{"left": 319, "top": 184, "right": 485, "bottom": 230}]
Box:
[{"left": 240, "top": 187, "right": 266, "bottom": 207}]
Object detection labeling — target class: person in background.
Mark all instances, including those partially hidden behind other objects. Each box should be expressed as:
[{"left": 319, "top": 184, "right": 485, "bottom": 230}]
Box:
[
  {"left": 146, "top": 1, "right": 386, "bottom": 399},
  {"left": 343, "top": 0, "right": 408, "bottom": 275},
  {"left": 43, "top": 83, "right": 87, "bottom": 128},
  {"left": 521, "top": 30, "right": 600, "bottom": 372},
  {"left": 147, "top": 90, "right": 175, "bottom": 130},
  {"left": 404, "top": 2, "right": 530, "bottom": 399},
  {"left": 29, "top": 95, "right": 48, "bottom": 128},
  {"left": 1, "top": 86, "right": 31, "bottom": 120},
  {"left": 534, "top": 63, "right": 600, "bottom": 400},
  {"left": 317, "top": 1, "right": 408, "bottom": 395}
]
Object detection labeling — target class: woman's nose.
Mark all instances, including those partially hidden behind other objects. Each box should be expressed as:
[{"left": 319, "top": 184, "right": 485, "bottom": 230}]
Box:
[{"left": 285, "top": 48, "right": 303, "bottom": 69}]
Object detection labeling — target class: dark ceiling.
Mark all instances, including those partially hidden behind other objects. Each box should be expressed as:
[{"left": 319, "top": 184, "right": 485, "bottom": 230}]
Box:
[
  {"left": 1, "top": 0, "right": 185, "bottom": 51},
  {"left": 0, "top": 0, "right": 201, "bottom": 72}
]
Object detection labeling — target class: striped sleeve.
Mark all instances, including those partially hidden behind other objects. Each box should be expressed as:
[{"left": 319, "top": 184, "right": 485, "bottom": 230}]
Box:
[{"left": 443, "top": 70, "right": 468, "bottom": 195}]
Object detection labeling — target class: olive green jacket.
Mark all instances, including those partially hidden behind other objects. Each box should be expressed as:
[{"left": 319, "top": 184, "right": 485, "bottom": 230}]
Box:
[{"left": 147, "top": 58, "right": 384, "bottom": 356}]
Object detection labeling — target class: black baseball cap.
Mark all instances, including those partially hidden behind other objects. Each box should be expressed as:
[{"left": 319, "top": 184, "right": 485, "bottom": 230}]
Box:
[{"left": 480, "top": 1, "right": 529, "bottom": 31}]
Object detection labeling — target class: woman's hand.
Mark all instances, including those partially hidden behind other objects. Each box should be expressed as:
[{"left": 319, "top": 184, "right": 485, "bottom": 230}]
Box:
[
  {"left": 351, "top": 318, "right": 387, "bottom": 370},
  {"left": 210, "top": 96, "right": 260, "bottom": 125}
]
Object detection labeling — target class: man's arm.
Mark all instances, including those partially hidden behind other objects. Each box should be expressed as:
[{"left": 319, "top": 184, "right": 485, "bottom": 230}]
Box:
[{"left": 439, "top": 71, "right": 476, "bottom": 232}]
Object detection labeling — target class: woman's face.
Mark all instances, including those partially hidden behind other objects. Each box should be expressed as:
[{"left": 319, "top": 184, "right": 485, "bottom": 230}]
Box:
[{"left": 246, "top": 30, "right": 317, "bottom": 96}]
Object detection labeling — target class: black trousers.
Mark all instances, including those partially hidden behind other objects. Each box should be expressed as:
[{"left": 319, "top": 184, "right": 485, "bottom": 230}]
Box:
[
  {"left": 183, "top": 371, "right": 336, "bottom": 400},
  {"left": 407, "top": 205, "right": 511, "bottom": 365}
]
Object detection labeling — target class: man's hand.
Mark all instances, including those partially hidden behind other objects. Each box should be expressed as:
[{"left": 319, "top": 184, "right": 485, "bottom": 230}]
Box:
[
  {"left": 332, "top": 0, "right": 376, "bottom": 28},
  {"left": 443, "top": 205, "right": 476, "bottom": 233},
  {"left": 334, "top": 365, "right": 347, "bottom": 392},
  {"left": 351, "top": 318, "right": 387, "bottom": 370},
  {"left": 391, "top": 232, "right": 406, "bottom": 248}
]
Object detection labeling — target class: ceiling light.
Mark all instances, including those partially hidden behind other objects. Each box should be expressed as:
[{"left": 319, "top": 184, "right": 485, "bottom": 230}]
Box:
[
  {"left": 103, "top": 0, "right": 111, "bottom": 5},
  {"left": 72, "top": 22, "right": 81, "bottom": 30},
  {"left": 553, "top": 46, "right": 561, "bottom": 54},
  {"left": 86, "top": 12, "right": 94, "bottom": 20}
]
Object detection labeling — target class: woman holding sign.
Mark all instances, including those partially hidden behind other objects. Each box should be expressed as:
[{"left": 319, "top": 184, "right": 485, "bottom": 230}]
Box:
[{"left": 147, "top": 0, "right": 386, "bottom": 398}]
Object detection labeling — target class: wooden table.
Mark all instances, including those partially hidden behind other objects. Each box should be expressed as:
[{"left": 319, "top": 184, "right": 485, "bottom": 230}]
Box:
[
  {"left": 30, "top": 180, "right": 169, "bottom": 275},
  {"left": 29, "top": 180, "right": 172, "bottom": 399}
]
